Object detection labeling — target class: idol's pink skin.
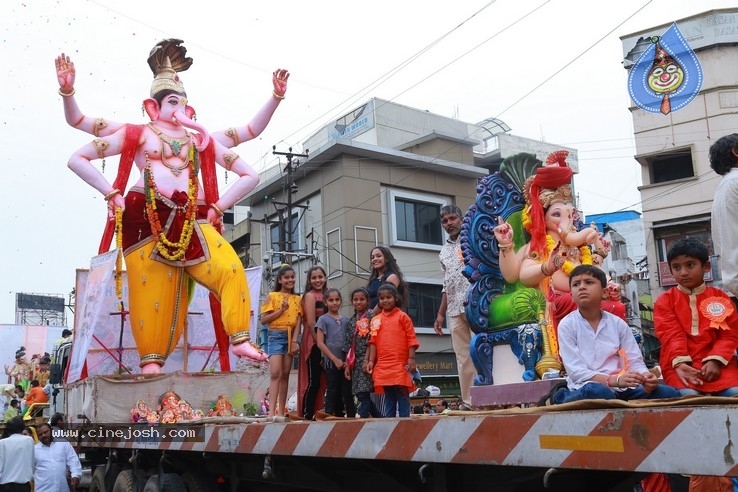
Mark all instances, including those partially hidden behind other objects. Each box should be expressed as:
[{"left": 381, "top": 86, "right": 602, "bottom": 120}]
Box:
[
  {"left": 143, "top": 98, "right": 210, "bottom": 151},
  {"left": 231, "top": 341, "right": 268, "bottom": 361},
  {"left": 554, "top": 204, "right": 598, "bottom": 248},
  {"left": 141, "top": 364, "right": 161, "bottom": 374},
  {"left": 55, "top": 53, "right": 289, "bottom": 149}
]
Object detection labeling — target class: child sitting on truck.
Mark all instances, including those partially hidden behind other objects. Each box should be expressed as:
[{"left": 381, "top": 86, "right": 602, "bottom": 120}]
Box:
[
  {"left": 654, "top": 237, "right": 738, "bottom": 396},
  {"left": 551, "top": 265, "right": 680, "bottom": 404}
]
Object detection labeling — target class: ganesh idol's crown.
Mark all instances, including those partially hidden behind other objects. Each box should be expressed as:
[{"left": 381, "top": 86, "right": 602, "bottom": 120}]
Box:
[
  {"left": 522, "top": 150, "right": 574, "bottom": 209},
  {"left": 535, "top": 183, "right": 574, "bottom": 209},
  {"left": 147, "top": 38, "right": 193, "bottom": 98}
]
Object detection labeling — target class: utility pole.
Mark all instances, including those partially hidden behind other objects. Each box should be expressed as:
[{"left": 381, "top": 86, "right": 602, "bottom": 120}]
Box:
[{"left": 272, "top": 146, "right": 308, "bottom": 261}]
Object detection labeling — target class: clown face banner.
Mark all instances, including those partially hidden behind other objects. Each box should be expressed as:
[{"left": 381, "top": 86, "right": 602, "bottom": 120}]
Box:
[{"left": 627, "top": 23, "right": 703, "bottom": 115}]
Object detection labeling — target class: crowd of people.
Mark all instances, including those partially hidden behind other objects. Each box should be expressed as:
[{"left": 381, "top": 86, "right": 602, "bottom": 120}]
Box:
[
  {"left": 261, "top": 247, "right": 422, "bottom": 419},
  {"left": 412, "top": 398, "right": 464, "bottom": 415},
  {"left": 257, "top": 208, "right": 478, "bottom": 420},
  {"left": 2, "top": 351, "right": 59, "bottom": 423},
  {"left": 0, "top": 414, "right": 80, "bottom": 492}
]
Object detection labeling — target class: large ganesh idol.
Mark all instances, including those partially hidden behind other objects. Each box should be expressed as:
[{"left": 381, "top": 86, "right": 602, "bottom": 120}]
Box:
[
  {"left": 63, "top": 40, "right": 283, "bottom": 373},
  {"left": 461, "top": 151, "right": 616, "bottom": 384}
]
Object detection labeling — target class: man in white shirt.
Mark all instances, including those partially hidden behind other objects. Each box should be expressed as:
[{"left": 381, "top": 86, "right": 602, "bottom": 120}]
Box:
[
  {"left": 33, "top": 423, "right": 81, "bottom": 492},
  {"left": 709, "top": 133, "right": 738, "bottom": 307},
  {"left": 0, "top": 384, "right": 18, "bottom": 413},
  {"left": 0, "top": 417, "right": 35, "bottom": 492},
  {"left": 433, "top": 205, "right": 475, "bottom": 410}
]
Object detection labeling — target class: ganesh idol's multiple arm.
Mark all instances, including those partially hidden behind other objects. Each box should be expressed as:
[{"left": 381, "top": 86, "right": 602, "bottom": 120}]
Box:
[
  {"left": 67, "top": 126, "right": 129, "bottom": 215},
  {"left": 57, "top": 54, "right": 289, "bottom": 146},
  {"left": 519, "top": 243, "right": 563, "bottom": 288},
  {"left": 493, "top": 217, "right": 526, "bottom": 284},
  {"left": 55, "top": 53, "right": 125, "bottom": 137},
  {"left": 211, "top": 69, "right": 290, "bottom": 148},
  {"left": 209, "top": 140, "right": 259, "bottom": 214},
  {"left": 67, "top": 128, "right": 127, "bottom": 196}
]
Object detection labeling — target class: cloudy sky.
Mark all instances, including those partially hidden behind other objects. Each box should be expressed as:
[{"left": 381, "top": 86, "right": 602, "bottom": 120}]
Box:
[{"left": 0, "top": 0, "right": 733, "bottom": 323}]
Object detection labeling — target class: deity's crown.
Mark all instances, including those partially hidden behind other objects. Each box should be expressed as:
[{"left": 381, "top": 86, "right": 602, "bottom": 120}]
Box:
[
  {"left": 147, "top": 39, "right": 193, "bottom": 98},
  {"left": 150, "top": 57, "right": 186, "bottom": 97},
  {"left": 523, "top": 150, "right": 574, "bottom": 256},
  {"left": 523, "top": 150, "right": 573, "bottom": 208},
  {"left": 537, "top": 183, "right": 574, "bottom": 209}
]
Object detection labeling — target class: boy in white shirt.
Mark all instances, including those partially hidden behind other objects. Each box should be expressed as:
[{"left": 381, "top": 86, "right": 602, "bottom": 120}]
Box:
[{"left": 552, "top": 265, "right": 680, "bottom": 404}]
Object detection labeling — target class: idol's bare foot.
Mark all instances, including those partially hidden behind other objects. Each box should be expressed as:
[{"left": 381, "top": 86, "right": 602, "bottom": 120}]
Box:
[
  {"left": 232, "top": 341, "right": 268, "bottom": 361},
  {"left": 141, "top": 362, "right": 162, "bottom": 374}
]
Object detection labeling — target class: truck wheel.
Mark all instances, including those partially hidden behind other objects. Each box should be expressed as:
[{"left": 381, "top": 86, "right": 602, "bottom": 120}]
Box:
[
  {"left": 181, "top": 472, "right": 214, "bottom": 492},
  {"left": 104, "top": 464, "right": 121, "bottom": 491},
  {"left": 143, "top": 473, "right": 186, "bottom": 492},
  {"left": 90, "top": 468, "right": 107, "bottom": 492},
  {"left": 112, "top": 470, "right": 136, "bottom": 492}
]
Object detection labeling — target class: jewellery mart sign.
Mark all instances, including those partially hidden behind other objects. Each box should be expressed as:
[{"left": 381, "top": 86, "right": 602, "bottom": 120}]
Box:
[
  {"left": 53, "top": 424, "right": 205, "bottom": 443},
  {"left": 414, "top": 353, "right": 457, "bottom": 377}
]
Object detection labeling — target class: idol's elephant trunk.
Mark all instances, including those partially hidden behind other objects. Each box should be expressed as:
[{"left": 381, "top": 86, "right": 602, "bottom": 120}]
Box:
[{"left": 174, "top": 112, "right": 210, "bottom": 152}]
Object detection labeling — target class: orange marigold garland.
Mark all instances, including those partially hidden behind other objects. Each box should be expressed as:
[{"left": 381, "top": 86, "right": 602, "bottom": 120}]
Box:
[
  {"left": 114, "top": 206, "right": 124, "bottom": 299},
  {"left": 545, "top": 235, "right": 592, "bottom": 275},
  {"left": 143, "top": 145, "right": 200, "bottom": 261}
]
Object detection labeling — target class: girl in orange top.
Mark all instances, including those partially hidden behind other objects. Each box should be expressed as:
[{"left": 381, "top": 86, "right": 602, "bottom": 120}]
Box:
[
  {"left": 366, "top": 283, "right": 419, "bottom": 417},
  {"left": 261, "top": 265, "right": 303, "bottom": 417}
]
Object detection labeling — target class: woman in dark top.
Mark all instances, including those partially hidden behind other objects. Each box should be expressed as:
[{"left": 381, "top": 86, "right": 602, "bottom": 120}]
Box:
[{"left": 366, "top": 246, "right": 408, "bottom": 312}]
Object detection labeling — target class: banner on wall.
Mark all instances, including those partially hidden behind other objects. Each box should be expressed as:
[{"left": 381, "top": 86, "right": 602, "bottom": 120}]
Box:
[
  {"left": 627, "top": 22, "right": 703, "bottom": 115},
  {"left": 67, "top": 250, "right": 118, "bottom": 383},
  {"left": 69, "top": 261, "right": 263, "bottom": 382}
]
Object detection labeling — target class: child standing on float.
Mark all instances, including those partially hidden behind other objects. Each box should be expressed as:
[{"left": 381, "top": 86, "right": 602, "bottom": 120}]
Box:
[
  {"left": 260, "top": 265, "right": 303, "bottom": 417},
  {"left": 344, "top": 288, "right": 381, "bottom": 418},
  {"left": 366, "top": 283, "right": 419, "bottom": 417},
  {"left": 298, "top": 266, "right": 328, "bottom": 420},
  {"left": 316, "top": 289, "right": 356, "bottom": 417}
]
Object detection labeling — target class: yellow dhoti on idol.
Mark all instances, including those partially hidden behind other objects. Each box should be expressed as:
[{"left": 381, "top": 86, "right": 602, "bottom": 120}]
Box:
[{"left": 122, "top": 189, "right": 250, "bottom": 368}]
